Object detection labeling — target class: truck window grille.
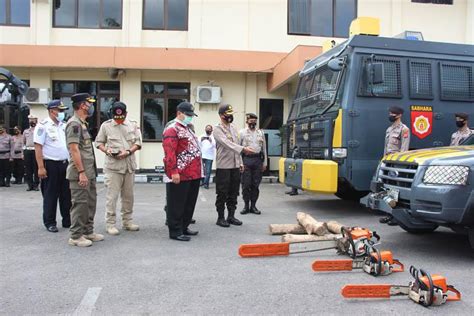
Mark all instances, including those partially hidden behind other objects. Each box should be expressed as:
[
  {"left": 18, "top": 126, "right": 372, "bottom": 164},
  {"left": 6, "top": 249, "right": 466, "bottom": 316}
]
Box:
[
  {"left": 440, "top": 63, "right": 474, "bottom": 101},
  {"left": 409, "top": 61, "right": 433, "bottom": 99},
  {"left": 379, "top": 162, "right": 418, "bottom": 188},
  {"left": 359, "top": 56, "right": 402, "bottom": 98}
]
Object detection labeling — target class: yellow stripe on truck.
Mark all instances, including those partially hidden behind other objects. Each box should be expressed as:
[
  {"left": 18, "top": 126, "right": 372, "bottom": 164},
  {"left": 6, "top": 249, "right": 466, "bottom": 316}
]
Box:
[
  {"left": 301, "top": 160, "right": 338, "bottom": 193},
  {"left": 332, "top": 109, "right": 342, "bottom": 148},
  {"left": 279, "top": 157, "right": 286, "bottom": 184}
]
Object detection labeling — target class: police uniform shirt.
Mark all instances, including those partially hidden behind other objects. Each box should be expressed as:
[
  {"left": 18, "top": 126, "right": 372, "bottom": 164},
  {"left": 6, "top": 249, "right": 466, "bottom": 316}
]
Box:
[
  {"left": 65, "top": 115, "right": 97, "bottom": 181},
  {"left": 0, "top": 134, "right": 13, "bottom": 159},
  {"left": 95, "top": 118, "right": 142, "bottom": 174},
  {"left": 213, "top": 123, "right": 244, "bottom": 169},
  {"left": 11, "top": 135, "right": 24, "bottom": 159},
  {"left": 23, "top": 127, "right": 35, "bottom": 149},
  {"left": 450, "top": 128, "right": 473, "bottom": 146},
  {"left": 34, "top": 117, "right": 69, "bottom": 161},
  {"left": 384, "top": 122, "right": 410, "bottom": 155},
  {"left": 239, "top": 128, "right": 268, "bottom": 163}
]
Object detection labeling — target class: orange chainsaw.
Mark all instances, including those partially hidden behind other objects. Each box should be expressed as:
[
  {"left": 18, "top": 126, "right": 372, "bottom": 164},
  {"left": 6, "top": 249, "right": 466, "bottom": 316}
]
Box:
[
  {"left": 239, "top": 226, "right": 380, "bottom": 258},
  {"left": 341, "top": 266, "right": 461, "bottom": 307},
  {"left": 312, "top": 245, "right": 404, "bottom": 276}
]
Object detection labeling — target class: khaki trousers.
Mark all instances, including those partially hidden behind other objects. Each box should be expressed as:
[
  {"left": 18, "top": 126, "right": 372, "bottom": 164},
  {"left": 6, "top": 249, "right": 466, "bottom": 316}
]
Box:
[
  {"left": 69, "top": 180, "right": 97, "bottom": 239},
  {"left": 104, "top": 171, "right": 135, "bottom": 226}
]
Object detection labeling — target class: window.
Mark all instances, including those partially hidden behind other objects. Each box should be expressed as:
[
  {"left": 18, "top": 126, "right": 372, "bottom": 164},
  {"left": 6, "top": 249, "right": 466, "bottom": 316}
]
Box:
[
  {"left": 359, "top": 56, "right": 402, "bottom": 98},
  {"left": 143, "top": 0, "right": 188, "bottom": 30},
  {"left": 0, "top": 0, "right": 30, "bottom": 26},
  {"left": 440, "top": 63, "right": 474, "bottom": 101},
  {"left": 409, "top": 61, "right": 433, "bottom": 99},
  {"left": 412, "top": 0, "right": 453, "bottom": 4},
  {"left": 259, "top": 99, "right": 284, "bottom": 157},
  {"left": 288, "top": 0, "right": 356, "bottom": 37},
  {"left": 142, "top": 82, "right": 190, "bottom": 141},
  {"left": 52, "top": 81, "right": 120, "bottom": 138},
  {"left": 53, "top": 0, "right": 122, "bottom": 29}
]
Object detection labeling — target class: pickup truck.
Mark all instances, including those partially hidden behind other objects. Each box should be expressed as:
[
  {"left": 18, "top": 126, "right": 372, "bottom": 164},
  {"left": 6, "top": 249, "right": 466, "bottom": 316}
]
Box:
[{"left": 362, "top": 134, "right": 474, "bottom": 249}]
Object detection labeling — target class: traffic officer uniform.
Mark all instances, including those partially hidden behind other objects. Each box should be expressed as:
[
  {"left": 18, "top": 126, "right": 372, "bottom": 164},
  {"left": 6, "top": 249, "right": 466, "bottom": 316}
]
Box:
[
  {"left": 23, "top": 115, "right": 40, "bottom": 191},
  {"left": 11, "top": 127, "right": 24, "bottom": 184},
  {"left": 95, "top": 102, "right": 142, "bottom": 235},
  {"left": 0, "top": 126, "right": 13, "bottom": 187},
  {"left": 34, "top": 100, "right": 72, "bottom": 232},
  {"left": 66, "top": 93, "right": 102, "bottom": 247},
  {"left": 450, "top": 113, "right": 473, "bottom": 146},
  {"left": 239, "top": 113, "right": 267, "bottom": 215}
]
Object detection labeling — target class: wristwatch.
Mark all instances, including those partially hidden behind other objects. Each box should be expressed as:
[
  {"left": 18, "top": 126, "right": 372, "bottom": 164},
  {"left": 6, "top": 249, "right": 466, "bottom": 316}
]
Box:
[
  {"left": 126, "top": 150, "right": 132, "bottom": 156},
  {"left": 78, "top": 170, "right": 85, "bottom": 174}
]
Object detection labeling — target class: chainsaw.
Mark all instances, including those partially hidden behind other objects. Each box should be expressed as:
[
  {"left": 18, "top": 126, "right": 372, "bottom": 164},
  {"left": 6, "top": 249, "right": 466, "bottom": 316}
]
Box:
[
  {"left": 312, "top": 244, "right": 404, "bottom": 276},
  {"left": 341, "top": 266, "right": 461, "bottom": 307},
  {"left": 238, "top": 226, "right": 380, "bottom": 258}
]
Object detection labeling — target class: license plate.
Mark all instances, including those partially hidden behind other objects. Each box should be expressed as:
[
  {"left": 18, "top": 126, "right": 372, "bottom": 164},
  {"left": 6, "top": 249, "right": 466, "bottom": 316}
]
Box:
[{"left": 388, "top": 188, "right": 399, "bottom": 202}]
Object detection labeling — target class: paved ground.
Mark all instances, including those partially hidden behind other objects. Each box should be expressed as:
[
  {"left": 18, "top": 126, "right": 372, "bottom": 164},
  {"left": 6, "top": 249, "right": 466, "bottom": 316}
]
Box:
[{"left": 1, "top": 183, "right": 473, "bottom": 315}]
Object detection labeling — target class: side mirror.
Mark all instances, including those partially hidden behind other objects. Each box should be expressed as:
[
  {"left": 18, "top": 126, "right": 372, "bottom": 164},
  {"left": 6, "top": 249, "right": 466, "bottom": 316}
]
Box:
[
  {"left": 367, "top": 62, "right": 384, "bottom": 85},
  {"left": 328, "top": 58, "right": 345, "bottom": 72}
]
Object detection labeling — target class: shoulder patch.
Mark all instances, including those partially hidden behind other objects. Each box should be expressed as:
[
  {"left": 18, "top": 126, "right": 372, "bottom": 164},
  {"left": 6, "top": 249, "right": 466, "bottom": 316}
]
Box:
[
  {"left": 402, "top": 128, "right": 409, "bottom": 139},
  {"left": 72, "top": 125, "right": 80, "bottom": 135},
  {"left": 37, "top": 127, "right": 44, "bottom": 137}
]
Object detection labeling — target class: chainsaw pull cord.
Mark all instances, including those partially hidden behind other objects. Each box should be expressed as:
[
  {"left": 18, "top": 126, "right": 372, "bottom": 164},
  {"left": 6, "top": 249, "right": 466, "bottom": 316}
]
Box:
[
  {"left": 410, "top": 266, "right": 434, "bottom": 307},
  {"left": 371, "top": 247, "right": 382, "bottom": 276}
]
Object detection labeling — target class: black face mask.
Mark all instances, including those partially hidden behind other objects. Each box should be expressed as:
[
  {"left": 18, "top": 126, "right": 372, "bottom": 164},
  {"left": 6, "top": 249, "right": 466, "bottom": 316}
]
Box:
[
  {"left": 389, "top": 115, "right": 397, "bottom": 123},
  {"left": 248, "top": 123, "right": 256, "bottom": 129},
  {"left": 224, "top": 115, "right": 234, "bottom": 123},
  {"left": 456, "top": 121, "right": 465, "bottom": 128},
  {"left": 206, "top": 130, "right": 212, "bottom": 135},
  {"left": 29, "top": 122, "right": 36, "bottom": 127}
]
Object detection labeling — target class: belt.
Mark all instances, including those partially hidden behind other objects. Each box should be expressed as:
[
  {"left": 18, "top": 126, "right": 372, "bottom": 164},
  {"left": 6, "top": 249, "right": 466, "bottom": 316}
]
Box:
[
  {"left": 14, "top": 150, "right": 22, "bottom": 154},
  {"left": 25, "top": 147, "right": 35, "bottom": 150},
  {"left": 0, "top": 150, "right": 10, "bottom": 154},
  {"left": 243, "top": 153, "right": 261, "bottom": 158},
  {"left": 44, "top": 159, "right": 68, "bottom": 164}
]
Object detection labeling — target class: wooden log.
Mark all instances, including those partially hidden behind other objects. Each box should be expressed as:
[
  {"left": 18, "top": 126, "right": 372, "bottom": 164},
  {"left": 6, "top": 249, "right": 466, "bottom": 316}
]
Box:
[
  {"left": 281, "top": 233, "right": 342, "bottom": 243},
  {"left": 269, "top": 224, "right": 306, "bottom": 235},
  {"left": 326, "top": 221, "right": 344, "bottom": 234},
  {"left": 296, "top": 212, "right": 329, "bottom": 236}
]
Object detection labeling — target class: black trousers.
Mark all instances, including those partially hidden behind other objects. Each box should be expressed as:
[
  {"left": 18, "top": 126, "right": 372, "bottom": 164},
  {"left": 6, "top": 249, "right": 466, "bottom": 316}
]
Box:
[
  {"left": 40, "top": 160, "right": 71, "bottom": 228},
  {"left": 215, "top": 168, "right": 240, "bottom": 217},
  {"left": 241, "top": 156, "right": 263, "bottom": 206},
  {"left": 24, "top": 150, "right": 39, "bottom": 188},
  {"left": 166, "top": 179, "right": 200, "bottom": 237},
  {"left": 12, "top": 158, "right": 24, "bottom": 182},
  {"left": 0, "top": 158, "right": 11, "bottom": 185}
]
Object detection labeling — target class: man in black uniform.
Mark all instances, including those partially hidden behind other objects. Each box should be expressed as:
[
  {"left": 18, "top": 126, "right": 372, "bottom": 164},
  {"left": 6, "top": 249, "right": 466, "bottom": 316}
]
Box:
[{"left": 23, "top": 115, "right": 39, "bottom": 191}]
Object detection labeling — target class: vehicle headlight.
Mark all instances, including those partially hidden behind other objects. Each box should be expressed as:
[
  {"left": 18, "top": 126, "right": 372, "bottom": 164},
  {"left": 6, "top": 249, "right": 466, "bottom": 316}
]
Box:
[
  {"left": 423, "top": 165, "right": 470, "bottom": 185},
  {"left": 324, "top": 148, "right": 347, "bottom": 159}
]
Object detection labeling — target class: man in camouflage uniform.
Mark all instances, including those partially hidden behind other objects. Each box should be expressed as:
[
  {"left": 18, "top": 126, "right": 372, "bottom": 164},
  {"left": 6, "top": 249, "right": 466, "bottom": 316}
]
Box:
[
  {"left": 450, "top": 113, "right": 473, "bottom": 146},
  {"left": 239, "top": 113, "right": 267, "bottom": 215},
  {"left": 11, "top": 126, "right": 24, "bottom": 184},
  {"left": 23, "top": 114, "right": 39, "bottom": 191},
  {"left": 0, "top": 125, "right": 13, "bottom": 187},
  {"left": 66, "top": 93, "right": 104, "bottom": 247},
  {"left": 381, "top": 106, "right": 410, "bottom": 225},
  {"left": 96, "top": 101, "right": 142, "bottom": 236}
]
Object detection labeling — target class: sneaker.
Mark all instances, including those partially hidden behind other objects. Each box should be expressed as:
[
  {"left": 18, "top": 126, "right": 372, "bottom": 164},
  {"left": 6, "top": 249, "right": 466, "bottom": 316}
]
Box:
[
  {"left": 123, "top": 223, "right": 140, "bottom": 231},
  {"left": 68, "top": 236, "right": 93, "bottom": 247},
  {"left": 106, "top": 226, "right": 120, "bottom": 235},
  {"left": 84, "top": 233, "right": 104, "bottom": 242}
]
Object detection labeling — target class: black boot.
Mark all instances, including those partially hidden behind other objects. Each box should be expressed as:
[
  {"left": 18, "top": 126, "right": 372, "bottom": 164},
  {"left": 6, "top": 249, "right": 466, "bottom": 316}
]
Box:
[
  {"left": 227, "top": 209, "right": 242, "bottom": 226},
  {"left": 240, "top": 201, "right": 250, "bottom": 215},
  {"left": 250, "top": 202, "right": 261, "bottom": 215},
  {"left": 216, "top": 217, "right": 230, "bottom": 227},
  {"left": 5, "top": 179, "right": 10, "bottom": 187}
]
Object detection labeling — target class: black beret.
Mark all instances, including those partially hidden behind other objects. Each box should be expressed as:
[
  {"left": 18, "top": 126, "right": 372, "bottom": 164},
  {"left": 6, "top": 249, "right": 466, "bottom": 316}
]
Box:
[
  {"left": 455, "top": 113, "right": 468, "bottom": 120},
  {"left": 246, "top": 113, "right": 258, "bottom": 119},
  {"left": 388, "top": 106, "right": 404, "bottom": 115},
  {"left": 218, "top": 104, "right": 234, "bottom": 115}
]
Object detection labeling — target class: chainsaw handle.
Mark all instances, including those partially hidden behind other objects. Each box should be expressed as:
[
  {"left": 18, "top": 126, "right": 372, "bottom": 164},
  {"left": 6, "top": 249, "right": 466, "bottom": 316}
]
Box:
[
  {"left": 446, "top": 285, "right": 461, "bottom": 301},
  {"left": 392, "top": 259, "right": 404, "bottom": 273}
]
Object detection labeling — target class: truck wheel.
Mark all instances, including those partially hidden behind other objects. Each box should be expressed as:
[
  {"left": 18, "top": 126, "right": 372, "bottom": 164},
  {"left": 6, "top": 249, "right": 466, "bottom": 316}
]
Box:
[
  {"left": 399, "top": 223, "right": 438, "bottom": 234},
  {"left": 468, "top": 228, "right": 474, "bottom": 250},
  {"left": 335, "top": 181, "right": 369, "bottom": 201}
]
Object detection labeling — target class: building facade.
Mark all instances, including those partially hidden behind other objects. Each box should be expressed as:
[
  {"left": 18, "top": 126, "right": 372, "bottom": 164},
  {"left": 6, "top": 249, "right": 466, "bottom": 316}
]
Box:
[{"left": 1, "top": 0, "right": 472, "bottom": 171}]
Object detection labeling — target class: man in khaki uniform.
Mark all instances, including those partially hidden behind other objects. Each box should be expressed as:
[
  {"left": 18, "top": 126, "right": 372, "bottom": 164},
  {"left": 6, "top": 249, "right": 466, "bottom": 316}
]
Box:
[
  {"left": 381, "top": 106, "right": 410, "bottom": 225},
  {"left": 96, "top": 101, "right": 142, "bottom": 235},
  {"left": 11, "top": 126, "right": 24, "bottom": 184},
  {"left": 66, "top": 93, "right": 104, "bottom": 247},
  {"left": 0, "top": 125, "right": 13, "bottom": 187},
  {"left": 450, "top": 113, "right": 473, "bottom": 146},
  {"left": 23, "top": 115, "right": 39, "bottom": 191}
]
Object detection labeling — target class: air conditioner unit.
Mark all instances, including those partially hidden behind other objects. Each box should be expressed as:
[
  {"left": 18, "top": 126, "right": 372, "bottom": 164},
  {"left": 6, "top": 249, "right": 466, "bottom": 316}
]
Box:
[
  {"left": 196, "top": 86, "right": 221, "bottom": 104},
  {"left": 22, "top": 88, "right": 50, "bottom": 104}
]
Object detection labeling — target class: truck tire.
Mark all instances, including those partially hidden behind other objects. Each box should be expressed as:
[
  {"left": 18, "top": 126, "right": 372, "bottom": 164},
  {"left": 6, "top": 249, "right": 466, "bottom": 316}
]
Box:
[
  {"left": 335, "top": 181, "right": 369, "bottom": 201},
  {"left": 398, "top": 223, "right": 438, "bottom": 234}
]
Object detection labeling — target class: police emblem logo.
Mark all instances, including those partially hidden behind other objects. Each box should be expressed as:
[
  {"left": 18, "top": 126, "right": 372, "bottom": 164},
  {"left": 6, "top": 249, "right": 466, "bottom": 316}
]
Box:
[
  {"left": 410, "top": 105, "right": 433, "bottom": 140},
  {"left": 414, "top": 116, "right": 430, "bottom": 135},
  {"left": 37, "top": 128, "right": 44, "bottom": 136},
  {"left": 72, "top": 125, "right": 80, "bottom": 134}
]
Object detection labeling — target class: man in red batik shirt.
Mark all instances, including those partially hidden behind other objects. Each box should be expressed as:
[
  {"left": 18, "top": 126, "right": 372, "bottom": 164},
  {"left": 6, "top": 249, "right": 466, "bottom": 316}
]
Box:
[{"left": 162, "top": 102, "right": 202, "bottom": 241}]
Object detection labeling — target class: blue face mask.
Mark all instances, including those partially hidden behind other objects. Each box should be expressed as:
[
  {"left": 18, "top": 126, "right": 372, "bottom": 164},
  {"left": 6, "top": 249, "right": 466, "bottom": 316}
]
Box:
[
  {"left": 87, "top": 104, "right": 95, "bottom": 117},
  {"left": 57, "top": 112, "right": 65, "bottom": 122},
  {"left": 183, "top": 115, "right": 193, "bottom": 125}
]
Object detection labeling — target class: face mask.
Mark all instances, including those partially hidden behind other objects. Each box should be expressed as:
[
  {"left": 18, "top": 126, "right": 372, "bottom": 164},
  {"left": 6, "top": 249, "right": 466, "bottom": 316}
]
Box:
[
  {"left": 456, "top": 121, "right": 465, "bottom": 128},
  {"left": 248, "top": 123, "right": 256, "bottom": 129},
  {"left": 224, "top": 115, "right": 234, "bottom": 123},
  {"left": 57, "top": 112, "right": 66, "bottom": 122},
  {"left": 183, "top": 115, "right": 193, "bottom": 125},
  {"left": 206, "top": 129, "right": 212, "bottom": 135},
  {"left": 87, "top": 105, "right": 95, "bottom": 117},
  {"left": 29, "top": 122, "right": 36, "bottom": 128},
  {"left": 389, "top": 115, "right": 397, "bottom": 123},
  {"left": 14, "top": 130, "right": 20, "bottom": 135}
]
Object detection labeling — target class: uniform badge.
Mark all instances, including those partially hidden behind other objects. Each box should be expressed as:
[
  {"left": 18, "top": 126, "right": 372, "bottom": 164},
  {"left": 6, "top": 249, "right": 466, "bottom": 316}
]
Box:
[
  {"left": 410, "top": 105, "right": 433, "bottom": 139},
  {"left": 37, "top": 128, "right": 44, "bottom": 137},
  {"left": 73, "top": 125, "right": 80, "bottom": 135}
]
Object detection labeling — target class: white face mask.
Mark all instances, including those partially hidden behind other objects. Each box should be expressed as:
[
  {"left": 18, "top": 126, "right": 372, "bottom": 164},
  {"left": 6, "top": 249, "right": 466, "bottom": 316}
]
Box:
[{"left": 57, "top": 112, "right": 66, "bottom": 122}]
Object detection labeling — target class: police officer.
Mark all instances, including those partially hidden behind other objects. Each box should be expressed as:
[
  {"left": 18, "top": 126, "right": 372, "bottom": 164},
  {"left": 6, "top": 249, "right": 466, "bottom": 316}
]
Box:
[
  {"left": 96, "top": 101, "right": 142, "bottom": 236},
  {"left": 450, "top": 113, "right": 473, "bottom": 146},
  {"left": 11, "top": 126, "right": 24, "bottom": 184},
  {"left": 239, "top": 113, "right": 267, "bottom": 215},
  {"left": 213, "top": 104, "right": 255, "bottom": 227},
  {"left": 0, "top": 125, "right": 13, "bottom": 187},
  {"left": 66, "top": 93, "right": 103, "bottom": 247},
  {"left": 23, "top": 114, "right": 39, "bottom": 191},
  {"left": 34, "top": 100, "right": 71, "bottom": 233},
  {"left": 380, "top": 106, "right": 410, "bottom": 225}
]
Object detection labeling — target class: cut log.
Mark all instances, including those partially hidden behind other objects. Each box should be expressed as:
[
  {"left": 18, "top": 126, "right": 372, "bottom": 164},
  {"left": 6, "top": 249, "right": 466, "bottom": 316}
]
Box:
[
  {"left": 296, "top": 212, "right": 329, "bottom": 236},
  {"left": 326, "top": 221, "right": 344, "bottom": 234},
  {"left": 281, "top": 233, "right": 342, "bottom": 243},
  {"left": 269, "top": 224, "right": 306, "bottom": 235}
]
